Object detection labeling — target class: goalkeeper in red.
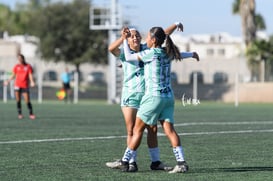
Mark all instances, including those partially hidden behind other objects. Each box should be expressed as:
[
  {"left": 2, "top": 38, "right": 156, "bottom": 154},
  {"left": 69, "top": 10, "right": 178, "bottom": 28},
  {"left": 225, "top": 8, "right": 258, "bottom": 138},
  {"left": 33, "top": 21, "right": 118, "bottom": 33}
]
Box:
[{"left": 4, "top": 54, "right": 36, "bottom": 120}]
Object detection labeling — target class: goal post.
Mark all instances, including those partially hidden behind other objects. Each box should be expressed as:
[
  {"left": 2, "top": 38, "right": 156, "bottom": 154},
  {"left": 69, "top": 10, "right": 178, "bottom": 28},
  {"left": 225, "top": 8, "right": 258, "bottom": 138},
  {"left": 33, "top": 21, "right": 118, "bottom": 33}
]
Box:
[{"left": 90, "top": 0, "right": 123, "bottom": 104}]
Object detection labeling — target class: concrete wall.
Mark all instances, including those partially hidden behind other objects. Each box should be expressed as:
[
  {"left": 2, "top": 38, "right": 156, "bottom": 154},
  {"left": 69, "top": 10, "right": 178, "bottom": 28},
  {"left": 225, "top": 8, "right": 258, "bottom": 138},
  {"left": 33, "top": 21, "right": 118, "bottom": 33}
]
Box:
[
  {"left": 171, "top": 56, "right": 251, "bottom": 84},
  {"left": 172, "top": 83, "right": 273, "bottom": 103},
  {"left": 223, "top": 83, "right": 273, "bottom": 103}
]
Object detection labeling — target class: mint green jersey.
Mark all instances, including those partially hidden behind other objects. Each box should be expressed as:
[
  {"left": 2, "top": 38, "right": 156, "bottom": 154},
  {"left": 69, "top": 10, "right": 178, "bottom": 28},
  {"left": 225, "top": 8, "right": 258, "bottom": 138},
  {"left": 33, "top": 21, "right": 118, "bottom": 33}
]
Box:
[
  {"left": 119, "top": 44, "right": 147, "bottom": 93},
  {"left": 138, "top": 48, "right": 173, "bottom": 98}
]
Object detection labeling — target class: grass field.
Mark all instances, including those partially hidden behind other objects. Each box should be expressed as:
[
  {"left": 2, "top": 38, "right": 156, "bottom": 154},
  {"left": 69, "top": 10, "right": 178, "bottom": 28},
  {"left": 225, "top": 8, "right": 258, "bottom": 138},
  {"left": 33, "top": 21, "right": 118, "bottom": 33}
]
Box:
[{"left": 0, "top": 101, "right": 273, "bottom": 181}]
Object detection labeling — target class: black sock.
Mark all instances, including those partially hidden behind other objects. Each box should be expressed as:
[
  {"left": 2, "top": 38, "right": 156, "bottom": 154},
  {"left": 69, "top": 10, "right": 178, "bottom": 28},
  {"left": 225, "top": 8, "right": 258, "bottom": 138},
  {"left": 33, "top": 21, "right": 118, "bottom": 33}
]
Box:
[
  {"left": 17, "top": 101, "right": 22, "bottom": 115},
  {"left": 27, "top": 102, "right": 33, "bottom": 115}
]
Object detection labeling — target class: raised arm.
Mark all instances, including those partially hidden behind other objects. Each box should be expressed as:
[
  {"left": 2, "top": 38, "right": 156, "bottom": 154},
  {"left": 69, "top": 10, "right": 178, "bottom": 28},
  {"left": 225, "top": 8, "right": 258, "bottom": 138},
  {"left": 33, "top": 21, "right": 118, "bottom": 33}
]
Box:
[
  {"left": 164, "top": 22, "right": 183, "bottom": 35},
  {"left": 108, "top": 28, "right": 128, "bottom": 57},
  {"left": 108, "top": 37, "right": 123, "bottom": 57}
]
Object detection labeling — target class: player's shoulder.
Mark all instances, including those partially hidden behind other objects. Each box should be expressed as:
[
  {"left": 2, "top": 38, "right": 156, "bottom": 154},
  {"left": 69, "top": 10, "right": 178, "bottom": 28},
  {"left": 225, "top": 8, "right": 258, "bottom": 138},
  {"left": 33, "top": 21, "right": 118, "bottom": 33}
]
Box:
[{"left": 25, "top": 63, "right": 33, "bottom": 68}]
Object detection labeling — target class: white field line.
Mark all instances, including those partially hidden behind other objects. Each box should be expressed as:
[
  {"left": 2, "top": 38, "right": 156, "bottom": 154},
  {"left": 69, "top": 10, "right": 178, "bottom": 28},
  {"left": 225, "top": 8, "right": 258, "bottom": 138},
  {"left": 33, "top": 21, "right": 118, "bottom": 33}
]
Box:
[
  {"left": 0, "top": 135, "right": 127, "bottom": 144},
  {"left": 173, "top": 121, "right": 273, "bottom": 127},
  {"left": 1, "top": 121, "right": 273, "bottom": 144},
  {"left": 179, "top": 129, "right": 273, "bottom": 136}
]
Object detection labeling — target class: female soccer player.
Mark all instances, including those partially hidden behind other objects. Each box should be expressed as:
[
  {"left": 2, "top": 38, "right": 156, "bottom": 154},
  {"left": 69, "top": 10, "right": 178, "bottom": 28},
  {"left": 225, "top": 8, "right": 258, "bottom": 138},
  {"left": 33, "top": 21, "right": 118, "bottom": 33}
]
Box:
[
  {"left": 119, "top": 26, "right": 199, "bottom": 173},
  {"left": 4, "top": 54, "right": 36, "bottom": 120}
]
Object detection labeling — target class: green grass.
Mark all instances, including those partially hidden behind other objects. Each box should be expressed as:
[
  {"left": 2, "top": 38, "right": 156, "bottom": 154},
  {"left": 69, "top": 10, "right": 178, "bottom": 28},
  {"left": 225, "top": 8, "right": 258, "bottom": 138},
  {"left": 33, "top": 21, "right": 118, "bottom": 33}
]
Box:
[{"left": 0, "top": 101, "right": 273, "bottom": 181}]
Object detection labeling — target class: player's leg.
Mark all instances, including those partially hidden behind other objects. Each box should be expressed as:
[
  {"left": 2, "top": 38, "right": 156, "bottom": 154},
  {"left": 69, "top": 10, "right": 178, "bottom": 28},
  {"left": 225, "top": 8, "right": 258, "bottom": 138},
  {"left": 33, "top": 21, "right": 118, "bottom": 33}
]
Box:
[
  {"left": 67, "top": 88, "right": 72, "bottom": 102},
  {"left": 64, "top": 87, "right": 68, "bottom": 102},
  {"left": 22, "top": 89, "right": 35, "bottom": 119},
  {"left": 147, "top": 125, "right": 173, "bottom": 171},
  {"left": 159, "top": 98, "right": 188, "bottom": 173},
  {"left": 15, "top": 89, "right": 23, "bottom": 119},
  {"left": 62, "top": 83, "right": 69, "bottom": 103},
  {"left": 120, "top": 117, "right": 146, "bottom": 172},
  {"left": 122, "top": 107, "right": 137, "bottom": 145},
  {"left": 160, "top": 120, "right": 188, "bottom": 173},
  {"left": 105, "top": 107, "right": 137, "bottom": 170}
]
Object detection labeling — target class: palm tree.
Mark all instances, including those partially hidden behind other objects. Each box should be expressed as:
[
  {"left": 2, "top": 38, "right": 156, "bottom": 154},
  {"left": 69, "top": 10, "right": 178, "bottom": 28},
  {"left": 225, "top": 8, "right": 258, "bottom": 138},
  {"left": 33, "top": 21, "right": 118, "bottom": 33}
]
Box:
[
  {"left": 232, "top": 0, "right": 270, "bottom": 81},
  {"left": 232, "top": 0, "right": 257, "bottom": 46}
]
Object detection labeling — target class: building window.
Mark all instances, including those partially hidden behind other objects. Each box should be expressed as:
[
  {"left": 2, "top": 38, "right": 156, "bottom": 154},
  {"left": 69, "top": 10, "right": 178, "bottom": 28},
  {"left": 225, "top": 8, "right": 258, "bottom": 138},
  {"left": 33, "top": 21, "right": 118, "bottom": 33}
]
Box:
[
  {"left": 218, "top": 49, "right": 225, "bottom": 56},
  {"left": 207, "top": 48, "right": 214, "bottom": 56}
]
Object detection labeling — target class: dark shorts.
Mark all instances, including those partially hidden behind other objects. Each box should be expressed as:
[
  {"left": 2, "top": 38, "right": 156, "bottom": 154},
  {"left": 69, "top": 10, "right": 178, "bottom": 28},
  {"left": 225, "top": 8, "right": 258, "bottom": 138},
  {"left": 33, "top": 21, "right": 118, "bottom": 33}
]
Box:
[
  {"left": 14, "top": 87, "right": 30, "bottom": 93},
  {"left": 63, "top": 83, "right": 71, "bottom": 90}
]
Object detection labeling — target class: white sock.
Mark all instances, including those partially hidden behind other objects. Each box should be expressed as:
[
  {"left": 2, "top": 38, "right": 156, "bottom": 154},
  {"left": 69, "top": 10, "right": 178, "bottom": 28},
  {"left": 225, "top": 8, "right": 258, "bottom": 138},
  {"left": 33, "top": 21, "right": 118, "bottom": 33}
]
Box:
[
  {"left": 172, "top": 146, "right": 185, "bottom": 162},
  {"left": 149, "top": 147, "right": 160, "bottom": 162},
  {"left": 129, "top": 150, "right": 137, "bottom": 163},
  {"left": 122, "top": 147, "right": 135, "bottom": 162}
]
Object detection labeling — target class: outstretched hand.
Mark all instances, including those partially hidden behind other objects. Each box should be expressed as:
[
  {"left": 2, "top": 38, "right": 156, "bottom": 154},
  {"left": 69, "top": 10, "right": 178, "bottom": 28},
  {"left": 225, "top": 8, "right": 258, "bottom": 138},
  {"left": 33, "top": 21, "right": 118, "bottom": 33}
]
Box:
[
  {"left": 193, "top": 52, "right": 200, "bottom": 61},
  {"left": 176, "top": 22, "right": 184, "bottom": 32}
]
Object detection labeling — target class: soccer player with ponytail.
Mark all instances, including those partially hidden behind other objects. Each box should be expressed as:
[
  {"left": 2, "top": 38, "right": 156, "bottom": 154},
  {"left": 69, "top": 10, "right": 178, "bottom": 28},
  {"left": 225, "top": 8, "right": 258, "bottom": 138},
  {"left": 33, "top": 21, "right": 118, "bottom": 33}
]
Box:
[{"left": 4, "top": 54, "right": 36, "bottom": 120}]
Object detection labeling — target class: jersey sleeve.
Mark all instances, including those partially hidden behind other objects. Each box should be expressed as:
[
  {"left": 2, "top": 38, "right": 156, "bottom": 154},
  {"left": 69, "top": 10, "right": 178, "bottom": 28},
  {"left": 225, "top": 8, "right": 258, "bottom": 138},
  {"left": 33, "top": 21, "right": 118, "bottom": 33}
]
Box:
[
  {"left": 12, "top": 65, "right": 17, "bottom": 74},
  {"left": 180, "top": 52, "right": 193, "bottom": 59},
  {"left": 123, "top": 40, "right": 139, "bottom": 61},
  {"left": 28, "top": 64, "right": 33, "bottom": 74}
]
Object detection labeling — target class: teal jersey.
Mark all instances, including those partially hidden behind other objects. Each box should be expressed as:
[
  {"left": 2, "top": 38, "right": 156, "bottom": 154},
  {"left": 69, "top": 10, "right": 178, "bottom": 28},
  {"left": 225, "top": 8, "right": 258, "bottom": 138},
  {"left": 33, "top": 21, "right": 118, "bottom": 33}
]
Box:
[
  {"left": 138, "top": 48, "right": 173, "bottom": 97},
  {"left": 61, "top": 72, "right": 71, "bottom": 83},
  {"left": 119, "top": 44, "right": 147, "bottom": 93}
]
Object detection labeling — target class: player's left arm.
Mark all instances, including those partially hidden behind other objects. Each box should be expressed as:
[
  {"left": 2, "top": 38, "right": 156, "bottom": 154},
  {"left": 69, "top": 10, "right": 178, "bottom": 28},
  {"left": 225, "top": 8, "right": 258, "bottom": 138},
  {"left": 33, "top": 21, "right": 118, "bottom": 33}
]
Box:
[
  {"left": 181, "top": 52, "right": 200, "bottom": 61},
  {"left": 164, "top": 22, "right": 183, "bottom": 35},
  {"left": 192, "top": 52, "right": 200, "bottom": 61},
  {"left": 28, "top": 68, "right": 35, "bottom": 87}
]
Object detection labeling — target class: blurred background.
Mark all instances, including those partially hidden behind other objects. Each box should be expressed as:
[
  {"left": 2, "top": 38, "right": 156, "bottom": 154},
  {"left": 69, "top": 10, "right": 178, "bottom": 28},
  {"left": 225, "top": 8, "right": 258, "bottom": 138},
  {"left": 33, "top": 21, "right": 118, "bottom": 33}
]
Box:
[{"left": 1, "top": 0, "right": 273, "bottom": 104}]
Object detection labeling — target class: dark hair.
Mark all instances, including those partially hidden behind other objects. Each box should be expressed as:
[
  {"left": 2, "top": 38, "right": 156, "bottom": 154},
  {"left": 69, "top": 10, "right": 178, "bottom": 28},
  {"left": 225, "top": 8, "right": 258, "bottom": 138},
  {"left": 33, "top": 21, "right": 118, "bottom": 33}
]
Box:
[
  {"left": 150, "top": 27, "right": 166, "bottom": 46},
  {"left": 18, "top": 54, "right": 27, "bottom": 65},
  {"left": 165, "top": 35, "right": 181, "bottom": 61},
  {"left": 149, "top": 27, "right": 181, "bottom": 61}
]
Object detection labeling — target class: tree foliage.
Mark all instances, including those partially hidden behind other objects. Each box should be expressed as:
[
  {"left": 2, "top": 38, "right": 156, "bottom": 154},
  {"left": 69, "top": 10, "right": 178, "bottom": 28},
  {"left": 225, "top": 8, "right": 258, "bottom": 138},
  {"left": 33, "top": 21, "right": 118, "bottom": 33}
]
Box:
[
  {"left": 246, "top": 36, "right": 273, "bottom": 81},
  {"left": 232, "top": 0, "right": 273, "bottom": 81},
  {"left": 1, "top": 0, "right": 108, "bottom": 70},
  {"left": 232, "top": 0, "right": 266, "bottom": 45},
  {"left": 233, "top": 0, "right": 256, "bottom": 46},
  {"left": 27, "top": 0, "right": 108, "bottom": 69},
  {"left": 0, "top": 4, "right": 28, "bottom": 35}
]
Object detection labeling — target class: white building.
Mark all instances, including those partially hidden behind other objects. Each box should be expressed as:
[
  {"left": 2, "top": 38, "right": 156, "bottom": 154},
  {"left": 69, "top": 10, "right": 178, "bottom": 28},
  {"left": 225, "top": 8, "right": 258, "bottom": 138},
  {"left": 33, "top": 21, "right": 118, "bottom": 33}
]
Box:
[
  {"left": 170, "top": 32, "right": 251, "bottom": 84},
  {"left": 0, "top": 34, "right": 107, "bottom": 86}
]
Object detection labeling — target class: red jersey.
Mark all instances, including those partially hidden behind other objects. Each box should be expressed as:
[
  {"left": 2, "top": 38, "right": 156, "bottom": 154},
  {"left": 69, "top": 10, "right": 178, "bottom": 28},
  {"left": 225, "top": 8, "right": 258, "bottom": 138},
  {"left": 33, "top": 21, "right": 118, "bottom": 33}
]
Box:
[{"left": 13, "top": 63, "right": 33, "bottom": 88}]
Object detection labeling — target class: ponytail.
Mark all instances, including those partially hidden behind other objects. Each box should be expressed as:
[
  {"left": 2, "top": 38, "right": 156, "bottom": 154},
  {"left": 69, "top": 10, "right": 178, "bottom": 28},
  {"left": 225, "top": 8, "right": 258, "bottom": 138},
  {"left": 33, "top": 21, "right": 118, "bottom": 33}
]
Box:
[{"left": 165, "top": 35, "right": 181, "bottom": 61}]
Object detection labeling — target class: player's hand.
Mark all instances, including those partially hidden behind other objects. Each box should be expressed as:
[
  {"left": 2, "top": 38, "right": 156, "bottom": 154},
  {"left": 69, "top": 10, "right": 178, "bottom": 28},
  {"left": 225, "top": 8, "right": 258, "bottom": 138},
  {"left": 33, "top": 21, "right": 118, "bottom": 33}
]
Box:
[
  {"left": 121, "top": 27, "right": 130, "bottom": 40},
  {"left": 30, "top": 81, "right": 35, "bottom": 87},
  {"left": 192, "top": 52, "right": 200, "bottom": 61},
  {"left": 176, "top": 22, "right": 183, "bottom": 32},
  {"left": 3, "top": 80, "right": 9, "bottom": 86}
]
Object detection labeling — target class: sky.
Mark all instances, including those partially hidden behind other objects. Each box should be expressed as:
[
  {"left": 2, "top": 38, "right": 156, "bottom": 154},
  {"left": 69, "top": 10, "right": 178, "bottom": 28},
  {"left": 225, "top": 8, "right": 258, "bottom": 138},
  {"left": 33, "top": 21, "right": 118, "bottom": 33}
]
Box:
[{"left": 1, "top": 0, "right": 273, "bottom": 37}]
